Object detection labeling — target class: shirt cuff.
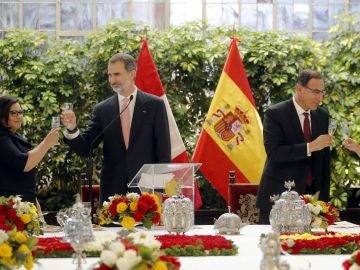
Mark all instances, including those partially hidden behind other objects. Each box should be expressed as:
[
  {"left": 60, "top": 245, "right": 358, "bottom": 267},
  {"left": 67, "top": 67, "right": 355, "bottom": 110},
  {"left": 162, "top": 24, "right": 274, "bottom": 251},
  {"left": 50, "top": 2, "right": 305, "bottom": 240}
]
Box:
[
  {"left": 307, "top": 143, "right": 311, "bottom": 157},
  {"left": 63, "top": 129, "right": 80, "bottom": 139}
]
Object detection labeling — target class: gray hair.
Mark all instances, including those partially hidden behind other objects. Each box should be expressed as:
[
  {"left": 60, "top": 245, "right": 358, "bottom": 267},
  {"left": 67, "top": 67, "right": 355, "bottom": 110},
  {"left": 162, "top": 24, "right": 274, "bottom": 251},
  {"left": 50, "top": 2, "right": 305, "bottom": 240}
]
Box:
[{"left": 108, "top": 53, "right": 137, "bottom": 72}]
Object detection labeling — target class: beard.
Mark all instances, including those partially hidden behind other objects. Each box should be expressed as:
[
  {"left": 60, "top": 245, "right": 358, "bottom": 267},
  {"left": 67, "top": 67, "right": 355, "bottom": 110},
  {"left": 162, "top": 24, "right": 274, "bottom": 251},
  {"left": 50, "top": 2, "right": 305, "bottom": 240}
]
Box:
[{"left": 111, "top": 81, "right": 131, "bottom": 95}]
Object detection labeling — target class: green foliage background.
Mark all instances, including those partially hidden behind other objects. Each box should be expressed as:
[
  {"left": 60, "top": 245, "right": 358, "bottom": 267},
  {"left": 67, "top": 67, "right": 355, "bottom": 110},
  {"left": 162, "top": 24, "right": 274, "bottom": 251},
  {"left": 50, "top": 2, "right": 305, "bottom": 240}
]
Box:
[{"left": 0, "top": 18, "right": 358, "bottom": 210}]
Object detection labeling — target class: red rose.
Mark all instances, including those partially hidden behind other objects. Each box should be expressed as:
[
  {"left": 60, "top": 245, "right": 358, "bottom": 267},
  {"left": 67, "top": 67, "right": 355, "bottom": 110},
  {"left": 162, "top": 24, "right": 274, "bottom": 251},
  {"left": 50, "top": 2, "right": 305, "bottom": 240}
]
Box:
[
  {"left": 137, "top": 201, "right": 149, "bottom": 213},
  {"left": 15, "top": 218, "right": 25, "bottom": 231},
  {"left": 133, "top": 211, "right": 144, "bottom": 222},
  {"left": 355, "top": 251, "right": 360, "bottom": 265},
  {"left": 108, "top": 201, "right": 118, "bottom": 216},
  {"left": 151, "top": 212, "right": 161, "bottom": 224},
  {"left": 7, "top": 207, "right": 17, "bottom": 220},
  {"left": 342, "top": 259, "right": 351, "bottom": 270}
]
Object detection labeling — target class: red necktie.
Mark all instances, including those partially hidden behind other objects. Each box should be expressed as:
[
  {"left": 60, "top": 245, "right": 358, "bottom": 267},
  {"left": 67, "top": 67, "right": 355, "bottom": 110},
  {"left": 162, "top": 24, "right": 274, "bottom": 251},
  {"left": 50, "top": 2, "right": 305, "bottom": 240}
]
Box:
[
  {"left": 303, "top": 112, "right": 312, "bottom": 185},
  {"left": 121, "top": 98, "right": 130, "bottom": 149}
]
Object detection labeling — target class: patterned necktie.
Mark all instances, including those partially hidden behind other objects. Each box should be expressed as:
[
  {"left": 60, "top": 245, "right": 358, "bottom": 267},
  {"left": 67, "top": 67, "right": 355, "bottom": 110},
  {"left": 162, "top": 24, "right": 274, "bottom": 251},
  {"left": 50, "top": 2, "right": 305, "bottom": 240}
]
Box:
[
  {"left": 303, "top": 112, "right": 312, "bottom": 185},
  {"left": 121, "top": 98, "right": 130, "bottom": 149}
]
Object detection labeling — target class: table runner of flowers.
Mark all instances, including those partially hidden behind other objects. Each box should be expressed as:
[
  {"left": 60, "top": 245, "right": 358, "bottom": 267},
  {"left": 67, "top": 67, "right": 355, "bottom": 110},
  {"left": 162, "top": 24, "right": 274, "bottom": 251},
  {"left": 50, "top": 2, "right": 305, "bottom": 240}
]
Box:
[
  {"left": 36, "top": 234, "right": 237, "bottom": 257},
  {"left": 280, "top": 232, "right": 360, "bottom": 254}
]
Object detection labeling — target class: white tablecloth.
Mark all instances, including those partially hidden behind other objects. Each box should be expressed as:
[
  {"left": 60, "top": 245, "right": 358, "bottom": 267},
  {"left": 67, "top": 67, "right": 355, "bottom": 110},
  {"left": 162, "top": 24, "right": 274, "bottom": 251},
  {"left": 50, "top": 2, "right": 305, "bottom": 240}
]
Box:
[{"left": 34, "top": 223, "right": 360, "bottom": 270}]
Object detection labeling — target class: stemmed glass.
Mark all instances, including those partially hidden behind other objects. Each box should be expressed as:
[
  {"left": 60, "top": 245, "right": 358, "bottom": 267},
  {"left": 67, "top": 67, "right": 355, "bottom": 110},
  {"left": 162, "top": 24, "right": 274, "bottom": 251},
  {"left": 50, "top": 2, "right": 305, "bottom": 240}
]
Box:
[
  {"left": 328, "top": 119, "right": 337, "bottom": 136},
  {"left": 61, "top": 102, "right": 73, "bottom": 112},
  {"left": 51, "top": 116, "right": 60, "bottom": 129},
  {"left": 340, "top": 122, "right": 349, "bottom": 139}
]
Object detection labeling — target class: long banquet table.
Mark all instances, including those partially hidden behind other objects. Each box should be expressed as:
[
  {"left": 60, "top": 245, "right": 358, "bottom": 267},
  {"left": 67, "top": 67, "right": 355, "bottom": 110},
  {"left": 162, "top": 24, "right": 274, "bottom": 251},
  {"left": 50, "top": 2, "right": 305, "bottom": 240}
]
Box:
[{"left": 34, "top": 223, "right": 359, "bottom": 270}]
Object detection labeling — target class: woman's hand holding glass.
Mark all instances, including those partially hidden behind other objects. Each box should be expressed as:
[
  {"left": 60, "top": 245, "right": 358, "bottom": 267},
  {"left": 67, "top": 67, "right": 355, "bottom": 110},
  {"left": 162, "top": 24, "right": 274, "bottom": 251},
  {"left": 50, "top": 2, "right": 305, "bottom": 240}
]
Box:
[{"left": 44, "top": 128, "right": 60, "bottom": 149}]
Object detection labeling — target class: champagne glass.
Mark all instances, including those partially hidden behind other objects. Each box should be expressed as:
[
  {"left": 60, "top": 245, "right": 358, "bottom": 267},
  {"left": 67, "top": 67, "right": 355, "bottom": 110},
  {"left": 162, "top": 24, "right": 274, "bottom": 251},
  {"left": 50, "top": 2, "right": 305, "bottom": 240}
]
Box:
[
  {"left": 340, "top": 122, "right": 349, "bottom": 139},
  {"left": 328, "top": 119, "right": 337, "bottom": 136},
  {"left": 51, "top": 116, "right": 60, "bottom": 129},
  {"left": 61, "top": 102, "right": 73, "bottom": 111}
]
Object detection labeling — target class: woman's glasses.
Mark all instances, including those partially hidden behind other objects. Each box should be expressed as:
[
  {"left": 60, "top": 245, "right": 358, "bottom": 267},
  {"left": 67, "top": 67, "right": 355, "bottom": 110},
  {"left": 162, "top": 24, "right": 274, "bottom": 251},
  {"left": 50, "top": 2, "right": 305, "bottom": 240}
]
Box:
[{"left": 9, "top": 110, "right": 24, "bottom": 117}]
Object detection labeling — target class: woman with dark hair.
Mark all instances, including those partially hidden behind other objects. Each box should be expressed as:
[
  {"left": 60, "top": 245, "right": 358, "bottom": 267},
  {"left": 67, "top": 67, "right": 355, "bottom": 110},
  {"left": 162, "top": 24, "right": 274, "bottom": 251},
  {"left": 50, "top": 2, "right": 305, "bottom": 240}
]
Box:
[{"left": 0, "top": 95, "right": 59, "bottom": 203}]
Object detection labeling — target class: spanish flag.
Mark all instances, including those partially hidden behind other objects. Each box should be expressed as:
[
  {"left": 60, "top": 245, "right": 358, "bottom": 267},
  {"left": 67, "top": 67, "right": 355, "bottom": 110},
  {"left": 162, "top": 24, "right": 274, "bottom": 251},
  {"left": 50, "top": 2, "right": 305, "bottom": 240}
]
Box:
[
  {"left": 192, "top": 38, "right": 266, "bottom": 202},
  {"left": 135, "top": 39, "right": 203, "bottom": 209}
]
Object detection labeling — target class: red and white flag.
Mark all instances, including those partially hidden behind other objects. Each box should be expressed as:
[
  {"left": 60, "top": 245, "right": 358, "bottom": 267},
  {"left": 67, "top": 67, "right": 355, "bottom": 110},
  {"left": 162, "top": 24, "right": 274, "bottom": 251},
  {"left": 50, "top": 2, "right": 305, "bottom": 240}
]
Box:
[{"left": 135, "top": 39, "right": 203, "bottom": 209}]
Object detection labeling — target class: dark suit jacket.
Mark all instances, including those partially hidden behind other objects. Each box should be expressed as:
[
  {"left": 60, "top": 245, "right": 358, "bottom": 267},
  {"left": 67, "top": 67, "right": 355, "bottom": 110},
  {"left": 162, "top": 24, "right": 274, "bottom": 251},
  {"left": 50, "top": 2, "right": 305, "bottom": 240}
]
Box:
[
  {"left": 256, "top": 98, "right": 330, "bottom": 212},
  {"left": 0, "top": 126, "right": 36, "bottom": 203},
  {"left": 65, "top": 90, "right": 171, "bottom": 203}
]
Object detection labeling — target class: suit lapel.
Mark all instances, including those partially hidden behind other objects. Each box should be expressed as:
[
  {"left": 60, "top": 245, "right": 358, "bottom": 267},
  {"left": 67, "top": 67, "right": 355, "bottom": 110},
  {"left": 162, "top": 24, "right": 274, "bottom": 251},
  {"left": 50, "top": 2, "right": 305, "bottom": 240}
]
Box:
[
  {"left": 286, "top": 99, "right": 305, "bottom": 142},
  {"left": 130, "top": 91, "right": 147, "bottom": 145},
  {"left": 108, "top": 95, "right": 125, "bottom": 148}
]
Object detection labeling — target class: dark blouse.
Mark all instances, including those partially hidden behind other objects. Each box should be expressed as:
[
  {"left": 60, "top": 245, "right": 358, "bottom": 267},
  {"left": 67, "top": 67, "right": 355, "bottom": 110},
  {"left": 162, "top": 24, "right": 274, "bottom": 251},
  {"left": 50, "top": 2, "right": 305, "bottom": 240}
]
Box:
[{"left": 0, "top": 126, "right": 36, "bottom": 203}]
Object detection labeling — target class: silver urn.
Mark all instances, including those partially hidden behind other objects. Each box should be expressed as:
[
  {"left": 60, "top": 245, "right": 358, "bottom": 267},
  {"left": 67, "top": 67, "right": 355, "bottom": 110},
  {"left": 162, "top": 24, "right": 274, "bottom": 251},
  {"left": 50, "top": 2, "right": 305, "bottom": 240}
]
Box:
[
  {"left": 214, "top": 209, "right": 247, "bottom": 235},
  {"left": 269, "top": 181, "right": 311, "bottom": 234},
  {"left": 163, "top": 195, "right": 194, "bottom": 234}
]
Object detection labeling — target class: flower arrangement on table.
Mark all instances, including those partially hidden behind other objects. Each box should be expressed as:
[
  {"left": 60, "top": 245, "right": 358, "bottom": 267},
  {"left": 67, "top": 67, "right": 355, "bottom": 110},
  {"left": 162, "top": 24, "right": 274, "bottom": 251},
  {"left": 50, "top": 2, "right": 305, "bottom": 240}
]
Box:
[
  {"left": 343, "top": 250, "right": 360, "bottom": 270},
  {"left": 0, "top": 229, "right": 37, "bottom": 270},
  {"left": 92, "top": 231, "right": 180, "bottom": 270},
  {"left": 280, "top": 232, "right": 360, "bottom": 255},
  {"left": 300, "top": 193, "right": 340, "bottom": 229},
  {"left": 99, "top": 193, "right": 161, "bottom": 230},
  {"left": 0, "top": 195, "right": 41, "bottom": 235}
]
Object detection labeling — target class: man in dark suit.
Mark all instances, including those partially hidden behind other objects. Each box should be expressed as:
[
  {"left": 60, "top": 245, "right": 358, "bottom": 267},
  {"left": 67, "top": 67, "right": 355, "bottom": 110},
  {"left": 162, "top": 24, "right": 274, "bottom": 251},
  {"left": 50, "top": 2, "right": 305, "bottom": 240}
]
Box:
[
  {"left": 61, "top": 53, "right": 171, "bottom": 204},
  {"left": 256, "top": 69, "right": 333, "bottom": 224}
]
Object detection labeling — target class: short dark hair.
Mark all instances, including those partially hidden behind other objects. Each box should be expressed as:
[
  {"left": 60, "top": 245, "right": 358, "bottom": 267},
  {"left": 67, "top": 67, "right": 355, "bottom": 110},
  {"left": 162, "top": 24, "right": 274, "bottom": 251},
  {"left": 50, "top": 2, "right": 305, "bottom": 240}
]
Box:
[
  {"left": 296, "top": 69, "right": 324, "bottom": 86},
  {"left": 0, "top": 95, "right": 19, "bottom": 128},
  {"left": 108, "top": 53, "right": 137, "bottom": 72}
]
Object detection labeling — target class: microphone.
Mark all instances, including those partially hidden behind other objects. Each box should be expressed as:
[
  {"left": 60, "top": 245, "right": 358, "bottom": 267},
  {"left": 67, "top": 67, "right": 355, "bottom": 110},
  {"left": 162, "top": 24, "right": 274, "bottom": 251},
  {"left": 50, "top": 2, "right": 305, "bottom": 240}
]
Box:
[
  {"left": 88, "top": 94, "right": 134, "bottom": 152},
  {"left": 86, "top": 94, "right": 133, "bottom": 222}
]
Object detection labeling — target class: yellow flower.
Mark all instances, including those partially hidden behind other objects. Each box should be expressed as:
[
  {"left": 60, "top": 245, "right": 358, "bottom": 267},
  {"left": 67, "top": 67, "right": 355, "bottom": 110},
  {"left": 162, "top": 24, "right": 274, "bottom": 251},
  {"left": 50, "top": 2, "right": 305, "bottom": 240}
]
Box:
[
  {"left": 20, "top": 213, "right": 32, "bottom": 224},
  {"left": 152, "top": 260, "right": 168, "bottom": 270},
  {"left": 14, "top": 231, "right": 27, "bottom": 243},
  {"left": 0, "top": 257, "right": 15, "bottom": 266},
  {"left": 129, "top": 202, "right": 138, "bottom": 211},
  {"left": 120, "top": 216, "right": 136, "bottom": 230},
  {"left": 138, "top": 263, "right": 152, "bottom": 270},
  {"left": 0, "top": 243, "right": 13, "bottom": 258},
  {"left": 18, "top": 244, "right": 31, "bottom": 254},
  {"left": 24, "top": 254, "right": 34, "bottom": 270},
  {"left": 116, "top": 202, "right": 128, "bottom": 213}
]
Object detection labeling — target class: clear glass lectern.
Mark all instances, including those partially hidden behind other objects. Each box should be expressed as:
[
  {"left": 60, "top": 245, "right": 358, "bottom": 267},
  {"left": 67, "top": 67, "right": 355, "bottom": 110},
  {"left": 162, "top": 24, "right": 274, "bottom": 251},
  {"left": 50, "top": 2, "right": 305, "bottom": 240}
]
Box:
[{"left": 127, "top": 163, "right": 201, "bottom": 207}]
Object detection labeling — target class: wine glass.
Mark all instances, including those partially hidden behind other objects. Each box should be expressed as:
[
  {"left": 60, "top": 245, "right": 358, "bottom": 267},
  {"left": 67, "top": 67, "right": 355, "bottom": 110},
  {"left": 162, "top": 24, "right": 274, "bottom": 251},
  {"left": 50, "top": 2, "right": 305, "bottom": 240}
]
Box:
[
  {"left": 51, "top": 116, "right": 60, "bottom": 129},
  {"left": 328, "top": 119, "right": 337, "bottom": 136},
  {"left": 61, "top": 102, "right": 73, "bottom": 111},
  {"left": 340, "top": 122, "right": 349, "bottom": 139}
]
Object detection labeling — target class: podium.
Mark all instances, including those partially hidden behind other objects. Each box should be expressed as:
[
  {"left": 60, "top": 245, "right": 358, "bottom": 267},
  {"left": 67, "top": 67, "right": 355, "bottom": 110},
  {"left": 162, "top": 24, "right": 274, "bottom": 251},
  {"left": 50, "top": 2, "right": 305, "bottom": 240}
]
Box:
[{"left": 128, "top": 163, "right": 201, "bottom": 208}]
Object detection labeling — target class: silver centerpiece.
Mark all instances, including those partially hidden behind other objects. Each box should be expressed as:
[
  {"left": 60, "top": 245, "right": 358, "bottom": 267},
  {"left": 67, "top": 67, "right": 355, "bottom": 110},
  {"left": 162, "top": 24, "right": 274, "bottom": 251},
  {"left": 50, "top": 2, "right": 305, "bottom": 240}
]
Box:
[
  {"left": 259, "top": 232, "right": 290, "bottom": 270},
  {"left": 62, "top": 195, "right": 95, "bottom": 270},
  {"left": 163, "top": 182, "right": 194, "bottom": 234},
  {"left": 163, "top": 195, "right": 194, "bottom": 234},
  {"left": 269, "top": 181, "right": 311, "bottom": 234},
  {"left": 214, "top": 207, "right": 247, "bottom": 235}
]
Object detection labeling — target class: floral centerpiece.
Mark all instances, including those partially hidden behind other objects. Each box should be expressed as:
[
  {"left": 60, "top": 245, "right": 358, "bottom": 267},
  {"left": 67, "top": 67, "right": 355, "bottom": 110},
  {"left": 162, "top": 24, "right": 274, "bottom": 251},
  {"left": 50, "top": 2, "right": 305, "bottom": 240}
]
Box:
[
  {"left": 300, "top": 193, "right": 339, "bottom": 229},
  {"left": 93, "top": 231, "right": 180, "bottom": 270},
  {"left": 99, "top": 193, "right": 161, "bottom": 230},
  {"left": 0, "top": 229, "right": 38, "bottom": 270},
  {"left": 280, "top": 232, "right": 360, "bottom": 254},
  {"left": 343, "top": 250, "right": 360, "bottom": 270},
  {"left": 0, "top": 195, "right": 41, "bottom": 235}
]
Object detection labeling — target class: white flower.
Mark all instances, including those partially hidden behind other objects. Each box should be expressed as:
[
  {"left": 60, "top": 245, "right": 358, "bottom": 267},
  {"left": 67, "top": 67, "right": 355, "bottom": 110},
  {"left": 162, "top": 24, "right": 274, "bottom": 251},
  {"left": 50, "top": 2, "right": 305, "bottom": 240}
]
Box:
[
  {"left": 0, "top": 230, "right": 9, "bottom": 244},
  {"left": 126, "top": 193, "right": 140, "bottom": 201},
  {"left": 109, "top": 241, "right": 125, "bottom": 256},
  {"left": 349, "top": 263, "right": 360, "bottom": 270},
  {"left": 100, "top": 250, "right": 117, "bottom": 267},
  {"left": 129, "top": 231, "right": 161, "bottom": 249},
  {"left": 307, "top": 203, "right": 322, "bottom": 215},
  {"left": 115, "top": 250, "right": 141, "bottom": 270},
  {"left": 311, "top": 216, "right": 323, "bottom": 228}
]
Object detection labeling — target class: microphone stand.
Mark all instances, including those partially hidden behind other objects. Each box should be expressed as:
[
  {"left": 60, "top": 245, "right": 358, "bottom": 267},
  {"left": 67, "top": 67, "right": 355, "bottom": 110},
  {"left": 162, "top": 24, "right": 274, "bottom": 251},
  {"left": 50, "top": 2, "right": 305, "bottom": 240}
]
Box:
[{"left": 85, "top": 95, "right": 134, "bottom": 223}]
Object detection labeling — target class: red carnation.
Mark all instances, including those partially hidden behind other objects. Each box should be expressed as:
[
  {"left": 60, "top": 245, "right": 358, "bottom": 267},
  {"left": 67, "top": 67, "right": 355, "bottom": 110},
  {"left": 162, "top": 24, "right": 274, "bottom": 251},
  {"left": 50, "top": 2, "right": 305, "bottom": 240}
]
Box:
[
  {"left": 133, "top": 211, "right": 144, "bottom": 222},
  {"left": 151, "top": 212, "right": 161, "bottom": 224},
  {"left": 355, "top": 251, "right": 360, "bottom": 265},
  {"left": 7, "top": 207, "right": 17, "bottom": 220},
  {"left": 342, "top": 260, "right": 351, "bottom": 270},
  {"left": 137, "top": 201, "right": 149, "bottom": 213},
  {"left": 108, "top": 202, "right": 118, "bottom": 216},
  {"left": 15, "top": 218, "right": 25, "bottom": 231}
]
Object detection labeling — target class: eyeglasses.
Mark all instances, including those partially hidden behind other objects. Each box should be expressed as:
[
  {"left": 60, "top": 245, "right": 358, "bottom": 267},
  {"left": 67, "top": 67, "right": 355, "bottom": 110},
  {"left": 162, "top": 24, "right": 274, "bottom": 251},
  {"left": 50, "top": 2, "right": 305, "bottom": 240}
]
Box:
[
  {"left": 303, "top": 85, "right": 326, "bottom": 96},
  {"left": 9, "top": 110, "right": 24, "bottom": 117}
]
